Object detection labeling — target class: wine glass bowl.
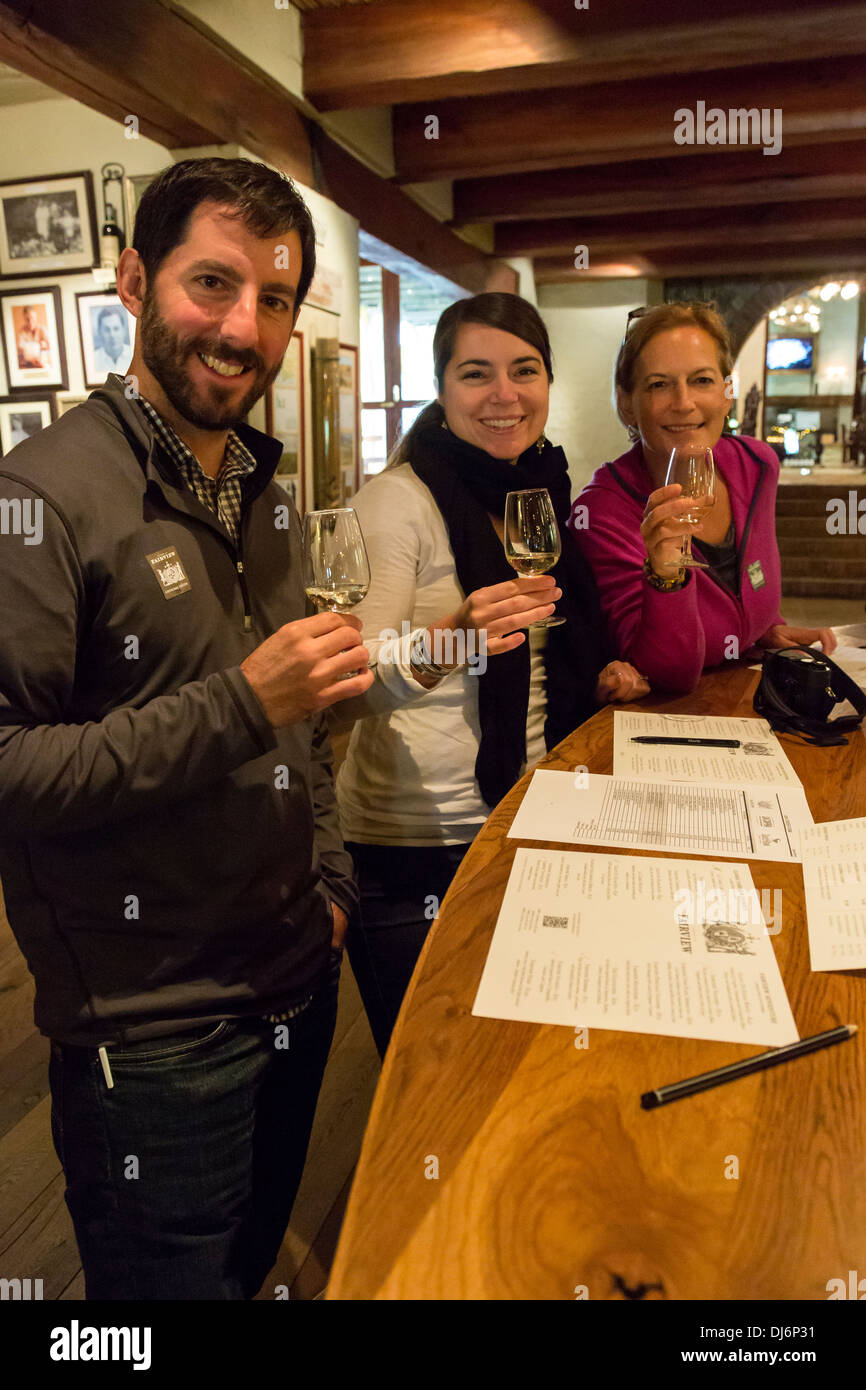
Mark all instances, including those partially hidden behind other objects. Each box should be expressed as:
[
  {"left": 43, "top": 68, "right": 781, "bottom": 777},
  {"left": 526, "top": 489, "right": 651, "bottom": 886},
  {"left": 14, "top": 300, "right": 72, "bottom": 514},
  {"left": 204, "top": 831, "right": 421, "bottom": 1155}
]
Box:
[
  {"left": 302, "top": 507, "right": 371, "bottom": 613},
  {"left": 504, "top": 488, "right": 566, "bottom": 628},
  {"left": 302, "top": 508, "right": 371, "bottom": 679},
  {"left": 663, "top": 444, "right": 716, "bottom": 570}
]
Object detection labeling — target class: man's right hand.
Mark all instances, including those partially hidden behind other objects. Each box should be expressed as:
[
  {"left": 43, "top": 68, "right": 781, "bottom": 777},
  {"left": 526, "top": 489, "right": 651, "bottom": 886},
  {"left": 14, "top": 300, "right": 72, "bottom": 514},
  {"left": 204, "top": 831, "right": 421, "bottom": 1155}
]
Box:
[{"left": 240, "top": 612, "right": 373, "bottom": 728}]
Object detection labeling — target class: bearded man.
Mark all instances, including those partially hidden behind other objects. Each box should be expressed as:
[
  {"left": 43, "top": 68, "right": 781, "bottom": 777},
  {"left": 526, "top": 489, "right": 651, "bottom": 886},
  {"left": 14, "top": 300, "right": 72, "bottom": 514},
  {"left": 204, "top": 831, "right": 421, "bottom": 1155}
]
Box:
[{"left": 0, "top": 158, "right": 371, "bottom": 1300}]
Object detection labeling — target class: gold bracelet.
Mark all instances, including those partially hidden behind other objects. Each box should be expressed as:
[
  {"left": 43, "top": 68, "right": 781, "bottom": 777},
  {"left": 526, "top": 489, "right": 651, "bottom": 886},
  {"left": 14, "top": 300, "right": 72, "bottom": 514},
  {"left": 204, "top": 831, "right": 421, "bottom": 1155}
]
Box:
[{"left": 643, "top": 557, "right": 686, "bottom": 591}]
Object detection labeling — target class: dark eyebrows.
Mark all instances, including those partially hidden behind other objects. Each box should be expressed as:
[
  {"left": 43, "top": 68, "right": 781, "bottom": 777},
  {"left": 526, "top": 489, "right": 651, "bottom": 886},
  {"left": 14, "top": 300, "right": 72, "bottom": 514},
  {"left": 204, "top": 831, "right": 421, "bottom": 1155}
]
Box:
[
  {"left": 455, "top": 354, "right": 542, "bottom": 369},
  {"left": 188, "top": 259, "right": 297, "bottom": 301}
]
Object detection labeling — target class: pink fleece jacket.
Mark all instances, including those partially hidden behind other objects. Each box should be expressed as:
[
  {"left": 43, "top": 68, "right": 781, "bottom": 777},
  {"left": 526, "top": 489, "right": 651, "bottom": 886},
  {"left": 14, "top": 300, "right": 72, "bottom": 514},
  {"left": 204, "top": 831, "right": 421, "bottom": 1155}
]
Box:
[{"left": 568, "top": 435, "right": 785, "bottom": 693}]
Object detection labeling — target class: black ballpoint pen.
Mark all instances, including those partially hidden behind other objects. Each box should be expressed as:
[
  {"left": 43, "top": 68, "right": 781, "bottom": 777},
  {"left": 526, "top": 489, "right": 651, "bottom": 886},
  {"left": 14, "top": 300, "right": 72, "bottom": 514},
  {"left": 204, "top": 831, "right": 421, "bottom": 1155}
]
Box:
[
  {"left": 630, "top": 736, "right": 740, "bottom": 747},
  {"left": 641, "top": 1024, "right": 857, "bottom": 1109}
]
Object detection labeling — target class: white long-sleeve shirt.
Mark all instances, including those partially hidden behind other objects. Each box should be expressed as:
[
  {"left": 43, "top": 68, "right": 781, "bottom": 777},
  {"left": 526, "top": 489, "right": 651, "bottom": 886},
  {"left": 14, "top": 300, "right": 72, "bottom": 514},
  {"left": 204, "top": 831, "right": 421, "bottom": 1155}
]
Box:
[{"left": 333, "top": 464, "right": 548, "bottom": 846}]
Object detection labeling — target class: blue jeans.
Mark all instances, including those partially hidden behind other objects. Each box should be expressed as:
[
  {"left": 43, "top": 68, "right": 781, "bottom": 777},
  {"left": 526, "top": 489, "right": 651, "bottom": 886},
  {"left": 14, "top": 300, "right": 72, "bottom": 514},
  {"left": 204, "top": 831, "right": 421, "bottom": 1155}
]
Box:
[
  {"left": 344, "top": 842, "right": 471, "bottom": 1059},
  {"left": 48, "top": 949, "right": 342, "bottom": 1300}
]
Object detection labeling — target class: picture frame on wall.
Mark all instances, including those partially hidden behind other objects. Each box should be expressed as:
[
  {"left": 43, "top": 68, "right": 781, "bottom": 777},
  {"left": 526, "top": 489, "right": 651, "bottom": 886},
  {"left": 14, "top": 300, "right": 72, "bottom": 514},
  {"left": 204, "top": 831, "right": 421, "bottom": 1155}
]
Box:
[
  {"left": 123, "top": 174, "right": 156, "bottom": 245},
  {"left": 55, "top": 391, "right": 90, "bottom": 416},
  {"left": 76, "top": 291, "right": 136, "bottom": 388},
  {"left": 0, "top": 395, "right": 56, "bottom": 455},
  {"left": 338, "top": 343, "right": 360, "bottom": 499},
  {"left": 265, "top": 330, "right": 305, "bottom": 512},
  {"left": 0, "top": 286, "right": 68, "bottom": 392},
  {"left": 0, "top": 171, "right": 98, "bottom": 278}
]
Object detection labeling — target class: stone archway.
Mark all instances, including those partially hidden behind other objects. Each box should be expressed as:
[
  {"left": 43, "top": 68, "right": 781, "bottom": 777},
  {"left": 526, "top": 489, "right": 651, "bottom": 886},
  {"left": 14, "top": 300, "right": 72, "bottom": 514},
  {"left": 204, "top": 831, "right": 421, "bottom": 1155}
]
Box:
[{"left": 663, "top": 274, "right": 828, "bottom": 356}]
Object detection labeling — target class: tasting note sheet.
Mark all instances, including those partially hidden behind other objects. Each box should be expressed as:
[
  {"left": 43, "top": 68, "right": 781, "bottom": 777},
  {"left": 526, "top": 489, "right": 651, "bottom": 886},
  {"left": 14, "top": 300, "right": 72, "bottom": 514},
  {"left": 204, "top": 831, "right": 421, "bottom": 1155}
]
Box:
[
  {"left": 509, "top": 770, "right": 813, "bottom": 862},
  {"left": 472, "top": 849, "right": 798, "bottom": 1045},
  {"left": 613, "top": 711, "right": 802, "bottom": 787},
  {"left": 800, "top": 816, "right": 866, "bottom": 971}
]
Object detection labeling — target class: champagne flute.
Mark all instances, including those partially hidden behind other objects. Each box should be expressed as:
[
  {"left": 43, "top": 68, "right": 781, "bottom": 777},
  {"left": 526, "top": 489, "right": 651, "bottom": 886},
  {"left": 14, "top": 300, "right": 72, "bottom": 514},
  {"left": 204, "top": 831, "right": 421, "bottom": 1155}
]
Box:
[
  {"left": 303, "top": 508, "right": 371, "bottom": 677},
  {"left": 503, "top": 488, "right": 566, "bottom": 628},
  {"left": 663, "top": 444, "right": 715, "bottom": 570}
]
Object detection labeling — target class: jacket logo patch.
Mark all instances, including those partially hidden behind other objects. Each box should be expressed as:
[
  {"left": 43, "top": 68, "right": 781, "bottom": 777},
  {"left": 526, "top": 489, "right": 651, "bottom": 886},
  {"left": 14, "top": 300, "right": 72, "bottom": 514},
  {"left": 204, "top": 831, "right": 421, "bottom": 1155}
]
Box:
[
  {"left": 146, "top": 546, "right": 191, "bottom": 599},
  {"left": 746, "top": 559, "right": 766, "bottom": 590}
]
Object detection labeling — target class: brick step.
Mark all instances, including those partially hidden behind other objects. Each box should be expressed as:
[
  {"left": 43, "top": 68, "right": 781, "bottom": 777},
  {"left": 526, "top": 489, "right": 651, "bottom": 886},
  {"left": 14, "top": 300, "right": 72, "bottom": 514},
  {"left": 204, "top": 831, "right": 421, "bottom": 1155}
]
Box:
[
  {"left": 781, "top": 557, "right": 866, "bottom": 578},
  {"left": 777, "top": 483, "right": 866, "bottom": 499},
  {"left": 776, "top": 515, "right": 866, "bottom": 537},
  {"left": 777, "top": 534, "right": 866, "bottom": 556},
  {"left": 782, "top": 577, "right": 866, "bottom": 598},
  {"left": 776, "top": 496, "right": 866, "bottom": 518}
]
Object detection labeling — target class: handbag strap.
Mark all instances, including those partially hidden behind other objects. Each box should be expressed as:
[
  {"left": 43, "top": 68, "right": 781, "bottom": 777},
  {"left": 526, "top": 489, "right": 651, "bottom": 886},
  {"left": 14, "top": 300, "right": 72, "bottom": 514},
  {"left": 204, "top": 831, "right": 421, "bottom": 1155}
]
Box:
[{"left": 755, "top": 644, "right": 866, "bottom": 746}]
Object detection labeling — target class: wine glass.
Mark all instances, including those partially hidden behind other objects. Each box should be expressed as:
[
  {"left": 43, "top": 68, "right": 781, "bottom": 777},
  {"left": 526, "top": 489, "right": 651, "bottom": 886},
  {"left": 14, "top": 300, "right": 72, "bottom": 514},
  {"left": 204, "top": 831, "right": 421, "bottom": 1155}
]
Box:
[
  {"left": 303, "top": 508, "right": 371, "bottom": 681},
  {"left": 663, "top": 444, "right": 715, "bottom": 570},
  {"left": 503, "top": 488, "right": 565, "bottom": 628}
]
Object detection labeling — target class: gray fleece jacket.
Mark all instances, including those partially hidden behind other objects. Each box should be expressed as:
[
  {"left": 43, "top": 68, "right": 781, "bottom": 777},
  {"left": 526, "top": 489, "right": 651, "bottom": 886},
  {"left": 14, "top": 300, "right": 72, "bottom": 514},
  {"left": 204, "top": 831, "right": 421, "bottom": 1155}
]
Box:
[{"left": 0, "top": 373, "right": 357, "bottom": 1044}]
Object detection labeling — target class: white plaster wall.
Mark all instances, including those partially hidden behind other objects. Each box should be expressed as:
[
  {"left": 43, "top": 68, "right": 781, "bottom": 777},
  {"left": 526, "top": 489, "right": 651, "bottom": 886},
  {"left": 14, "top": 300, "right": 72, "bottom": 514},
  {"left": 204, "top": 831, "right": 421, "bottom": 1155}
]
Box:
[
  {"left": 537, "top": 278, "right": 663, "bottom": 496},
  {"left": 815, "top": 291, "right": 859, "bottom": 396},
  {"left": 504, "top": 258, "right": 538, "bottom": 305}
]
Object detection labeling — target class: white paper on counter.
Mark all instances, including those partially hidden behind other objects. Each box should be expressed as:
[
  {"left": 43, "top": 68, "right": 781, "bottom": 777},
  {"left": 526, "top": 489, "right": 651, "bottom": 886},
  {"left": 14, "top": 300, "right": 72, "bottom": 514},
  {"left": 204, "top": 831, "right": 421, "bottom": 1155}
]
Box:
[
  {"left": 821, "top": 644, "right": 866, "bottom": 694},
  {"left": 613, "top": 711, "right": 802, "bottom": 787},
  {"left": 472, "top": 849, "right": 798, "bottom": 1045},
  {"left": 800, "top": 816, "right": 866, "bottom": 971},
  {"left": 508, "top": 770, "right": 813, "bottom": 862}
]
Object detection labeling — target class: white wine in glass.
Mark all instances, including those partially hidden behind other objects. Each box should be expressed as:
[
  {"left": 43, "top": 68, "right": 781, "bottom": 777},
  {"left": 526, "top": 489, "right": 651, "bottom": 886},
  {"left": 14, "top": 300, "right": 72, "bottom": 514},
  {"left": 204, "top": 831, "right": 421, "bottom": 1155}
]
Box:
[
  {"left": 503, "top": 488, "right": 565, "bottom": 628},
  {"left": 303, "top": 508, "right": 371, "bottom": 676},
  {"left": 663, "top": 444, "right": 716, "bottom": 570}
]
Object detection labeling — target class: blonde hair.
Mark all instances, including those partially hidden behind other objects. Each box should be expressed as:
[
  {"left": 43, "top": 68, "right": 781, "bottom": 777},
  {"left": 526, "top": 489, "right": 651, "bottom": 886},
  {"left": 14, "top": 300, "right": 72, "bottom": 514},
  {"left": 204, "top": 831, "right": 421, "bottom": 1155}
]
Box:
[{"left": 614, "top": 302, "right": 734, "bottom": 443}]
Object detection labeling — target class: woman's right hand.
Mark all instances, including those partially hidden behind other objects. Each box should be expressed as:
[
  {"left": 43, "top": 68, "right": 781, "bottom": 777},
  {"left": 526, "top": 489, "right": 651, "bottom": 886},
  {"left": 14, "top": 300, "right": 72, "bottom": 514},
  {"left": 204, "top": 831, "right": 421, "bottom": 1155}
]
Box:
[
  {"left": 640, "top": 483, "right": 701, "bottom": 577},
  {"left": 439, "top": 575, "right": 561, "bottom": 659}
]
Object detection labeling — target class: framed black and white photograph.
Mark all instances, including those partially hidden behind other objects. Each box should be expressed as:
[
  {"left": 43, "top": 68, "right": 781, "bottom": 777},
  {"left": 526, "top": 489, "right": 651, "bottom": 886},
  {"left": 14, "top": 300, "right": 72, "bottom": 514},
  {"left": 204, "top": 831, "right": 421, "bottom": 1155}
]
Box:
[
  {"left": 0, "top": 395, "right": 55, "bottom": 454},
  {"left": 0, "top": 286, "right": 68, "bottom": 392},
  {"left": 76, "top": 291, "right": 136, "bottom": 387},
  {"left": 0, "top": 171, "right": 98, "bottom": 278}
]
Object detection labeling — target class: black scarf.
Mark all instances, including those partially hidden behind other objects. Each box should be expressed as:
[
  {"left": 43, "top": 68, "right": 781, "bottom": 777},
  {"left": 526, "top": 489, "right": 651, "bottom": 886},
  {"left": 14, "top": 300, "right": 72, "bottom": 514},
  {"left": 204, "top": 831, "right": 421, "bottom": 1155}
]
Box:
[{"left": 408, "top": 418, "right": 611, "bottom": 809}]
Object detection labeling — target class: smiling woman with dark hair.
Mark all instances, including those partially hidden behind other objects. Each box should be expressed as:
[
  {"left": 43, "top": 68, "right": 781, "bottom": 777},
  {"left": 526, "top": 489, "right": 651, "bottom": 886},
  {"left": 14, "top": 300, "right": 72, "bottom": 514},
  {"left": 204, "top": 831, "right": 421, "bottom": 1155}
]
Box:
[
  {"left": 568, "top": 301, "right": 836, "bottom": 694},
  {"left": 333, "top": 292, "right": 648, "bottom": 1057}
]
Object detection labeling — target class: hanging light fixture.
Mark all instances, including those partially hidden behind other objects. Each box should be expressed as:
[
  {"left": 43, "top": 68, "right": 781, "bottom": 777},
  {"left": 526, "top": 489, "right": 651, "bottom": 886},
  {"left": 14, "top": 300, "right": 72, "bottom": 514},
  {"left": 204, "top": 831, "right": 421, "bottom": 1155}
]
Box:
[
  {"left": 820, "top": 282, "right": 841, "bottom": 301},
  {"left": 841, "top": 281, "right": 860, "bottom": 299}
]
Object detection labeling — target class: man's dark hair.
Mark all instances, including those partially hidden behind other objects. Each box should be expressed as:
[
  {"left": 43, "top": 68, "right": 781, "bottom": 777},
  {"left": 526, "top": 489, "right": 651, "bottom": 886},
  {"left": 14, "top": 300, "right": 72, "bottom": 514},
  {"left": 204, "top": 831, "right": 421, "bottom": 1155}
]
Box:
[{"left": 132, "top": 157, "right": 316, "bottom": 312}]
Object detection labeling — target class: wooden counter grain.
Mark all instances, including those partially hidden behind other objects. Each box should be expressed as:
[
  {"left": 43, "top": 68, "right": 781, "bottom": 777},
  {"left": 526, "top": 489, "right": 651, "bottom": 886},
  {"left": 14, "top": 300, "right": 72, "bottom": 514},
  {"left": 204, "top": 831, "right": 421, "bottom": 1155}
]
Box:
[{"left": 328, "top": 668, "right": 866, "bottom": 1300}]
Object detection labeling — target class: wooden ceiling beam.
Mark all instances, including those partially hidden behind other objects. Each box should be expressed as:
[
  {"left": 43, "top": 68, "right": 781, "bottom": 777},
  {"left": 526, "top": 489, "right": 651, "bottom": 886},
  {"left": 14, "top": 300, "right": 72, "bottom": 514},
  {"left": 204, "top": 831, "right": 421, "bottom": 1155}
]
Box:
[
  {"left": 534, "top": 241, "right": 866, "bottom": 283},
  {"left": 393, "top": 56, "right": 866, "bottom": 182},
  {"left": 302, "top": 0, "right": 866, "bottom": 110},
  {"left": 311, "top": 130, "right": 515, "bottom": 295},
  {"left": 455, "top": 142, "right": 866, "bottom": 223},
  {"left": 0, "top": 1, "right": 213, "bottom": 150},
  {"left": 0, "top": 0, "right": 314, "bottom": 183},
  {"left": 495, "top": 199, "right": 866, "bottom": 258},
  {"left": 0, "top": 0, "right": 511, "bottom": 296}
]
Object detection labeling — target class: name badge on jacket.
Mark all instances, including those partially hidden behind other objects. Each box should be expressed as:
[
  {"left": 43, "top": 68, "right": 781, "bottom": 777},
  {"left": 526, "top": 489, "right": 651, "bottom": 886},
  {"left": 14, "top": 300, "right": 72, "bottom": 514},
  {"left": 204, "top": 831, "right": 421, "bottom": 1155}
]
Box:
[
  {"left": 146, "top": 546, "right": 192, "bottom": 599},
  {"left": 746, "top": 559, "right": 766, "bottom": 590}
]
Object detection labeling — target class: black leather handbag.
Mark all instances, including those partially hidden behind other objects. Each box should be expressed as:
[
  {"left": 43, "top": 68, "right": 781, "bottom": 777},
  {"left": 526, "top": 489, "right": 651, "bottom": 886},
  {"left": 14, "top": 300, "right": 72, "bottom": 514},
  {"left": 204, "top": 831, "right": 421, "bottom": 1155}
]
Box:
[{"left": 754, "top": 644, "right": 866, "bottom": 746}]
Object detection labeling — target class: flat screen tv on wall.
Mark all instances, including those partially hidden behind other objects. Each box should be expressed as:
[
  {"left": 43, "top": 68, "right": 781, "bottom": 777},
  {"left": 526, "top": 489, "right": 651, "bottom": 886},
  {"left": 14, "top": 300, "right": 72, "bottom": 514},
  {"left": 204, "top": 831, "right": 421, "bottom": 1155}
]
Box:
[{"left": 766, "top": 337, "right": 813, "bottom": 371}]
